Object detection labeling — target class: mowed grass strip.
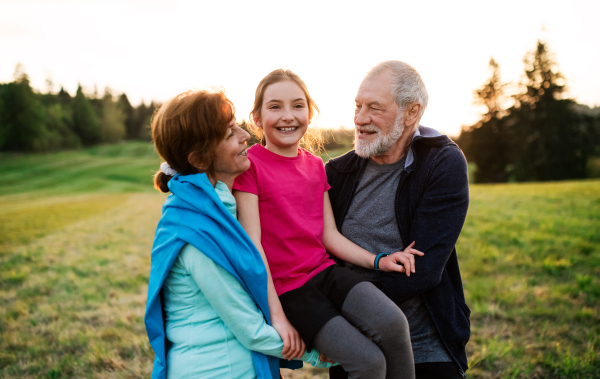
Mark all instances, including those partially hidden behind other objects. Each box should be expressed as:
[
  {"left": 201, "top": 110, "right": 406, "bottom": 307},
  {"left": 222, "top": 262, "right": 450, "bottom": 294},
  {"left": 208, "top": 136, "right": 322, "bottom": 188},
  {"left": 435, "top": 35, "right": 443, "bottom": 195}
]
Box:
[
  {"left": 0, "top": 194, "right": 131, "bottom": 256},
  {"left": 0, "top": 141, "right": 160, "bottom": 197}
]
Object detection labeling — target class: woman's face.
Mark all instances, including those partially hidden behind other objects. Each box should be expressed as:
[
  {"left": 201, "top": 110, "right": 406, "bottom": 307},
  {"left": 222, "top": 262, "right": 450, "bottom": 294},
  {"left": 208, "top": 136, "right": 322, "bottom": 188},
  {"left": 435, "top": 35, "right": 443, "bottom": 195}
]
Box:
[{"left": 212, "top": 118, "right": 251, "bottom": 187}]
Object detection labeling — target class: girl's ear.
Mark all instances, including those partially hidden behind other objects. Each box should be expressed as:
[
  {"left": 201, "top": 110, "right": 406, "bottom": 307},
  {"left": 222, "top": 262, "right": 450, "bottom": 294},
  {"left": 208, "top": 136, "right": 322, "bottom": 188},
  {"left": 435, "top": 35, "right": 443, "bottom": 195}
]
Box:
[{"left": 252, "top": 112, "right": 262, "bottom": 128}]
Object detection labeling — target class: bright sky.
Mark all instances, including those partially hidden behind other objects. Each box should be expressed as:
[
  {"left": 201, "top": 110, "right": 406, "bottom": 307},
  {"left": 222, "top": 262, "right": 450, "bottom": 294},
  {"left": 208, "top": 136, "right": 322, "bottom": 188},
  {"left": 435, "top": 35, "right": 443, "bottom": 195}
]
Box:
[{"left": 1, "top": 0, "right": 599, "bottom": 136}]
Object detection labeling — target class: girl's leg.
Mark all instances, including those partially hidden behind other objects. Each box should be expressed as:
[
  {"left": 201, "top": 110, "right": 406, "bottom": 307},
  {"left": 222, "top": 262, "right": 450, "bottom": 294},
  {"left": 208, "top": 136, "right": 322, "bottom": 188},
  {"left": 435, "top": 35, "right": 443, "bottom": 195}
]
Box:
[
  {"left": 313, "top": 316, "right": 386, "bottom": 379},
  {"left": 341, "top": 282, "right": 415, "bottom": 379}
]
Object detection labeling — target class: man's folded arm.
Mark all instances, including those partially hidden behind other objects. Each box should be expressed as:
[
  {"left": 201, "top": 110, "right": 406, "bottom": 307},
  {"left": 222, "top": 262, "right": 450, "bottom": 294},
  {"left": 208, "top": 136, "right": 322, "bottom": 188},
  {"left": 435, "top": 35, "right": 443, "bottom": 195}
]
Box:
[{"left": 380, "top": 146, "right": 469, "bottom": 304}]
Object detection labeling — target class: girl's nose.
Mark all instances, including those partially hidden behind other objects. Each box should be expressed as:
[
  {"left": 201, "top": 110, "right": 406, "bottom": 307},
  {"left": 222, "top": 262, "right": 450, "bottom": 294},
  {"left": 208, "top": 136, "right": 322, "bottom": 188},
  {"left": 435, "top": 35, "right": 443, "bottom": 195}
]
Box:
[{"left": 281, "top": 108, "right": 294, "bottom": 122}]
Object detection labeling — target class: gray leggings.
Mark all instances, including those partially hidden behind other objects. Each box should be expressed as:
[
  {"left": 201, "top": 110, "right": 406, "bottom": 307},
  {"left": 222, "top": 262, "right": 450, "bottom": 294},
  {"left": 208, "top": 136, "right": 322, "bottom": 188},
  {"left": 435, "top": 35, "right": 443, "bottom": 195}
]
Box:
[{"left": 312, "top": 282, "right": 415, "bottom": 379}]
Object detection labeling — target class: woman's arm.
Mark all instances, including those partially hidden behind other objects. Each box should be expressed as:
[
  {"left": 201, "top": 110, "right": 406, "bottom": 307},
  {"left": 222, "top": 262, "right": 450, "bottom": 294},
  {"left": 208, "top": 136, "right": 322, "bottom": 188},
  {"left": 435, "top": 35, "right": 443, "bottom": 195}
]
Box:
[
  {"left": 322, "top": 191, "right": 423, "bottom": 274},
  {"left": 179, "top": 244, "right": 330, "bottom": 368},
  {"left": 233, "top": 190, "right": 305, "bottom": 360}
]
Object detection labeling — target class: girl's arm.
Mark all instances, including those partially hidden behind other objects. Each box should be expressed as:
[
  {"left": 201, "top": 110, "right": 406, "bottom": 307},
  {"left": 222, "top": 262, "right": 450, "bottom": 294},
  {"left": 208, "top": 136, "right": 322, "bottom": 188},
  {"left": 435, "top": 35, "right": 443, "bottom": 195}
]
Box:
[
  {"left": 178, "top": 245, "right": 331, "bottom": 368},
  {"left": 322, "top": 191, "right": 423, "bottom": 274},
  {"left": 234, "top": 190, "right": 306, "bottom": 360}
]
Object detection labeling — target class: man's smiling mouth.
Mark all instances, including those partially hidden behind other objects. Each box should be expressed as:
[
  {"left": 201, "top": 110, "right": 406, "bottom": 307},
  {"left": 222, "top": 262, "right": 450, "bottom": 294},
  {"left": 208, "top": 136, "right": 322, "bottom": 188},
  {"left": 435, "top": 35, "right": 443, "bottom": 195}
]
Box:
[{"left": 358, "top": 129, "right": 377, "bottom": 135}]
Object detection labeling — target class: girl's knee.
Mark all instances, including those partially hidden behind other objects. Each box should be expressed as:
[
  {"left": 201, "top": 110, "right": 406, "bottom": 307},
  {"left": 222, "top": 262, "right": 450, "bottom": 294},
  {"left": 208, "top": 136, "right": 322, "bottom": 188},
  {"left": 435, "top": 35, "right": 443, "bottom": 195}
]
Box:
[
  {"left": 353, "top": 348, "right": 386, "bottom": 379},
  {"left": 376, "top": 306, "right": 409, "bottom": 338}
]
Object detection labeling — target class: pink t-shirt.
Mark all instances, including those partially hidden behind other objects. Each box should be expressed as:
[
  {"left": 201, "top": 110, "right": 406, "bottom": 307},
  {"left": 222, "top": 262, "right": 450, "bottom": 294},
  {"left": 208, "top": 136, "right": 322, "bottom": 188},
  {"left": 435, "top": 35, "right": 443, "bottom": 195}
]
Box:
[{"left": 233, "top": 144, "right": 335, "bottom": 295}]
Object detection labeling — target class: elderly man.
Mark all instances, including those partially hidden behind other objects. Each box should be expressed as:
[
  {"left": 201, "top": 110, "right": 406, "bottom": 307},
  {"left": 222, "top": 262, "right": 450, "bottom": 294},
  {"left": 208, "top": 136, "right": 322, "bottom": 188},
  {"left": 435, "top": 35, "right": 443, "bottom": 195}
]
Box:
[{"left": 325, "top": 61, "right": 470, "bottom": 379}]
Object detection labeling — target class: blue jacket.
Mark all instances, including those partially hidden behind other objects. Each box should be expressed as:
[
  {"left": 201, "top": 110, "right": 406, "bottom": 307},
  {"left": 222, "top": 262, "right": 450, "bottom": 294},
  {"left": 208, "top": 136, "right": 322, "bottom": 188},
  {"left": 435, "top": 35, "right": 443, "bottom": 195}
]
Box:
[
  {"left": 144, "top": 173, "right": 280, "bottom": 379},
  {"left": 325, "top": 126, "right": 471, "bottom": 374}
]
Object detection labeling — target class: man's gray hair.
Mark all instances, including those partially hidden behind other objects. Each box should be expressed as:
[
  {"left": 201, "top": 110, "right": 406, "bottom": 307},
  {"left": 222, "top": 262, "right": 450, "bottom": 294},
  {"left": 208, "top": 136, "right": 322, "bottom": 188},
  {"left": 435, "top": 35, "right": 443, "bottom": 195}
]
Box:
[{"left": 367, "top": 60, "right": 428, "bottom": 122}]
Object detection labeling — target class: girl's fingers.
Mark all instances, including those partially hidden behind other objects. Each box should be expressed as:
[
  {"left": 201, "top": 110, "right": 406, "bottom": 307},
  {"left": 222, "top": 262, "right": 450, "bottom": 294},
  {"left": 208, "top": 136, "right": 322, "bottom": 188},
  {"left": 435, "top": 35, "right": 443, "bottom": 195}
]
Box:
[
  {"left": 398, "top": 255, "right": 411, "bottom": 276},
  {"left": 407, "top": 248, "right": 424, "bottom": 256},
  {"left": 382, "top": 256, "right": 405, "bottom": 273},
  {"left": 389, "top": 255, "right": 410, "bottom": 276},
  {"left": 406, "top": 253, "right": 416, "bottom": 273}
]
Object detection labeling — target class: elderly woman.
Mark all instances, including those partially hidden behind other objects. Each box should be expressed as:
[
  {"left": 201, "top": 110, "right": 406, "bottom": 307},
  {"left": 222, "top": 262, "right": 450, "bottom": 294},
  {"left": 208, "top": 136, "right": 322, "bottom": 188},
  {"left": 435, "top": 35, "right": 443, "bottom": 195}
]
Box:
[{"left": 144, "top": 90, "right": 330, "bottom": 379}]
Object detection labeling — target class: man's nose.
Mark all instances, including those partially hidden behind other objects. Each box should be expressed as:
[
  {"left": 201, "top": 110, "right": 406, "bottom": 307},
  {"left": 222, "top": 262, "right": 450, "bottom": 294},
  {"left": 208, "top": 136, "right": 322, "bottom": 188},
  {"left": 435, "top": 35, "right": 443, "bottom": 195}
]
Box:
[{"left": 354, "top": 107, "right": 369, "bottom": 125}]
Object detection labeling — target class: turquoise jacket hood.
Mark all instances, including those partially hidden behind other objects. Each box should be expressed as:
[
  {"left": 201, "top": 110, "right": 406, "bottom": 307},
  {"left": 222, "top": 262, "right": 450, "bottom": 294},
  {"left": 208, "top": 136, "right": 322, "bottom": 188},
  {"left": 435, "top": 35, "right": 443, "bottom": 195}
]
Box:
[{"left": 144, "top": 173, "right": 279, "bottom": 379}]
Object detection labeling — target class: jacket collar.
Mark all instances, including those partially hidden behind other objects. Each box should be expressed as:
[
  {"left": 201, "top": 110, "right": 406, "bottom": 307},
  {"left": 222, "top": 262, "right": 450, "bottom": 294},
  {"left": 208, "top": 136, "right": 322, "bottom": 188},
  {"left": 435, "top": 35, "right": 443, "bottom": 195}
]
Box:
[{"left": 328, "top": 125, "right": 455, "bottom": 173}]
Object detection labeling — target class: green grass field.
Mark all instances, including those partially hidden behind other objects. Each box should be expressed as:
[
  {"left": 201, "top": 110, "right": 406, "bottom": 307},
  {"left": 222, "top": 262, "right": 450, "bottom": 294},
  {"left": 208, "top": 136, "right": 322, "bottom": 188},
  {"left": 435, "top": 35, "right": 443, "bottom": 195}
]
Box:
[{"left": 1, "top": 142, "right": 598, "bottom": 378}]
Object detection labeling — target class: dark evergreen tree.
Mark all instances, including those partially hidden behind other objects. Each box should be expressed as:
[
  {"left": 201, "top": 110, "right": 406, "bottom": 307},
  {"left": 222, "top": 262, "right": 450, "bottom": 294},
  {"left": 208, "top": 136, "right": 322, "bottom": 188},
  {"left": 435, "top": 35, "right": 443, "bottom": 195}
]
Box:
[
  {"left": 57, "top": 87, "right": 72, "bottom": 106},
  {"left": 72, "top": 84, "right": 100, "bottom": 145},
  {"left": 0, "top": 68, "right": 47, "bottom": 151},
  {"left": 118, "top": 94, "right": 137, "bottom": 139},
  {"left": 509, "top": 41, "right": 591, "bottom": 181},
  {"left": 98, "top": 89, "right": 126, "bottom": 143},
  {"left": 133, "top": 101, "right": 156, "bottom": 140},
  {"left": 457, "top": 59, "right": 510, "bottom": 182}
]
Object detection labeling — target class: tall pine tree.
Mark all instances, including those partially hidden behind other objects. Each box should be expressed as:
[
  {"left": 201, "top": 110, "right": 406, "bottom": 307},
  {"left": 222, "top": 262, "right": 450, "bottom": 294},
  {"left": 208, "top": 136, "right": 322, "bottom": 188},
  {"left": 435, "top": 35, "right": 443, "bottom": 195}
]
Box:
[
  {"left": 458, "top": 58, "right": 510, "bottom": 182},
  {"left": 0, "top": 67, "right": 46, "bottom": 151},
  {"left": 509, "top": 41, "right": 589, "bottom": 181},
  {"left": 72, "top": 84, "right": 100, "bottom": 145}
]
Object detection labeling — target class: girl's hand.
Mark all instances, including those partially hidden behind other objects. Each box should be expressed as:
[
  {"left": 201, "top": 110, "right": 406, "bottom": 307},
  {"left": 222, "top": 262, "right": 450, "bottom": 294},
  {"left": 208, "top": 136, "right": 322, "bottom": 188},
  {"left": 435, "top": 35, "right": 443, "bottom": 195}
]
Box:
[
  {"left": 378, "top": 241, "right": 424, "bottom": 276},
  {"left": 272, "top": 315, "right": 306, "bottom": 360}
]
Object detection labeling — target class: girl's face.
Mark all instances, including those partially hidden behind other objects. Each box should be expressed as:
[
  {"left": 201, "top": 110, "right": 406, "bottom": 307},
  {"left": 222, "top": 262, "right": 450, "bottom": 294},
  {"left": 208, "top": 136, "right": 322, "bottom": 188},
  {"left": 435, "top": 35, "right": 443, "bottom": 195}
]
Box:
[
  {"left": 255, "top": 80, "right": 309, "bottom": 157},
  {"left": 212, "top": 118, "right": 251, "bottom": 188}
]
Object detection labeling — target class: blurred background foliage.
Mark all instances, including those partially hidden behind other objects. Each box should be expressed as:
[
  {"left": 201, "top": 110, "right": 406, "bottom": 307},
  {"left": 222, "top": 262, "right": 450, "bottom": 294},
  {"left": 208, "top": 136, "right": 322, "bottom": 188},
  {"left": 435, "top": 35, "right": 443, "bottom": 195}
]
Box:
[{"left": 0, "top": 64, "right": 156, "bottom": 153}]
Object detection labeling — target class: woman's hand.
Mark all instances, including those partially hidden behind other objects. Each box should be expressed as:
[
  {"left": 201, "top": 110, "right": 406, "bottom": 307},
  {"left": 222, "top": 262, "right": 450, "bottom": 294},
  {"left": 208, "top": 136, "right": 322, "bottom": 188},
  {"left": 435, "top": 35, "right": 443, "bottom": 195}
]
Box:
[
  {"left": 319, "top": 352, "right": 336, "bottom": 364},
  {"left": 378, "top": 241, "right": 424, "bottom": 276},
  {"left": 271, "top": 314, "right": 306, "bottom": 360}
]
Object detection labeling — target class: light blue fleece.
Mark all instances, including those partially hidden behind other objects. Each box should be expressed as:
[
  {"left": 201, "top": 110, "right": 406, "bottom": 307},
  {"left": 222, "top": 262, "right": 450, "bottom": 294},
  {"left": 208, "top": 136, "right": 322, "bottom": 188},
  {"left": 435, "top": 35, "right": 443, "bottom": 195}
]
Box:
[
  {"left": 163, "top": 182, "right": 327, "bottom": 378},
  {"left": 146, "top": 176, "right": 328, "bottom": 379}
]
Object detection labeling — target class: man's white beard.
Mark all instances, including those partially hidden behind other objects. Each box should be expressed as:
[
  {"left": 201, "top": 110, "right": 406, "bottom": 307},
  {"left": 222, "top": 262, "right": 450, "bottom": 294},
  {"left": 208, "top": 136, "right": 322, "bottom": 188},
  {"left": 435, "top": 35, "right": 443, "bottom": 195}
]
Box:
[{"left": 354, "top": 112, "right": 405, "bottom": 158}]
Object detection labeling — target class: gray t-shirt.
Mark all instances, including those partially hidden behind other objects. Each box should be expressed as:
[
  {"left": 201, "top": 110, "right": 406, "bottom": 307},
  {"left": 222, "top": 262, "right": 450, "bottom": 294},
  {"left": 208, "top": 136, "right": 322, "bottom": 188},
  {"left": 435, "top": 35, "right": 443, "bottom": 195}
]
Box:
[{"left": 341, "top": 157, "right": 452, "bottom": 364}]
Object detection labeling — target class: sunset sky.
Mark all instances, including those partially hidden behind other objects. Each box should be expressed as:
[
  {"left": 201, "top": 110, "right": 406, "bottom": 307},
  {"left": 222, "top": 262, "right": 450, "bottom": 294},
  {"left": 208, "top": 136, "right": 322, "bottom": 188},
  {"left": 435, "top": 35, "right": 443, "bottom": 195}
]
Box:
[{"left": 1, "top": 0, "right": 599, "bottom": 136}]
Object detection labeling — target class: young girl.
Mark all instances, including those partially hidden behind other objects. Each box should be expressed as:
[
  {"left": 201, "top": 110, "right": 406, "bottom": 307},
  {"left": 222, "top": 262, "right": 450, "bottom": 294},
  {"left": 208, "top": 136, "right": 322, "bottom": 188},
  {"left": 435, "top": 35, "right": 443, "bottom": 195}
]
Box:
[{"left": 233, "top": 69, "right": 420, "bottom": 379}]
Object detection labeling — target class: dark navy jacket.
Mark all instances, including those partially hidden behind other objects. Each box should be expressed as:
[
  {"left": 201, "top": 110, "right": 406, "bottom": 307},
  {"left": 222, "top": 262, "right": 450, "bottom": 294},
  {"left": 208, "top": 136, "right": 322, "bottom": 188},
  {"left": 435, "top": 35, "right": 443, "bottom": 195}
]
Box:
[{"left": 325, "top": 126, "right": 471, "bottom": 373}]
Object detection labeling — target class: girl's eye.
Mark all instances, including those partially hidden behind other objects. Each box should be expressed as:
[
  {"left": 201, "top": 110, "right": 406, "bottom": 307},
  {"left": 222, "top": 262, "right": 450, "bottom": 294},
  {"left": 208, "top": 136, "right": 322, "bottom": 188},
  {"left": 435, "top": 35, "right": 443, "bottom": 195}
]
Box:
[
  {"left": 294, "top": 104, "right": 305, "bottom": 108},
  {"left": 269, "top": 105, "right": 280, "bottom": 109}
]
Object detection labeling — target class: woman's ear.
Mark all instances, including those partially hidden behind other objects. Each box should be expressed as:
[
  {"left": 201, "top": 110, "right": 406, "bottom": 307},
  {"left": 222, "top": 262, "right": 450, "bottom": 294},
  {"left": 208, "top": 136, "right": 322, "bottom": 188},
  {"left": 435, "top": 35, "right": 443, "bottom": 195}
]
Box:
[{"left": 188, "top": 151, "right": 205, "bottom": 171}]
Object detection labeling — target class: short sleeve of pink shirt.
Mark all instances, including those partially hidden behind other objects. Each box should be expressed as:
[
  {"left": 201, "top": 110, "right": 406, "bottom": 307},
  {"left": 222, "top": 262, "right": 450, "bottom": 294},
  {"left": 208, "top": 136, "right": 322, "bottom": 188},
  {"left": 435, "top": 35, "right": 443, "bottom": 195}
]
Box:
[{"left": 233, "top": 145, "right": 334, "bottom": 295}]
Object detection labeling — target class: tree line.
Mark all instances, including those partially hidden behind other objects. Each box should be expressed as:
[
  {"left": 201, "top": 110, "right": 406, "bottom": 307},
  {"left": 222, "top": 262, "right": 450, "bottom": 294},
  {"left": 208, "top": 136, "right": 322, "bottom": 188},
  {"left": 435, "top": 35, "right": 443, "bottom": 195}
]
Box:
[
  {"left": 0, "top": 65, "right": 156, "bottom": 152},
  {"left": 456, "top": 41, "right": 600, "bottom": 183}
]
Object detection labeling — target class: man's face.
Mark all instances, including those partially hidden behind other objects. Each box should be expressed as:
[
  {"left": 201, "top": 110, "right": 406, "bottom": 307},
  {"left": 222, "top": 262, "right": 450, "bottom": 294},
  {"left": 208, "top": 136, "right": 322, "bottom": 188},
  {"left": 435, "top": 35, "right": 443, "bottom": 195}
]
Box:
[{"left": 354, "top": 72, "right": 405, "bottom": 158}]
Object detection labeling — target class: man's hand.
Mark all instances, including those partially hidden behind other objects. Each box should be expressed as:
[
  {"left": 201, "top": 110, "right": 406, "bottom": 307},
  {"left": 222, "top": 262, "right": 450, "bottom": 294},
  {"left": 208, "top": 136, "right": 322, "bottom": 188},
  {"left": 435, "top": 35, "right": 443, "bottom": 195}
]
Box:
[
  {"left": 271, "top": 315, "right": 306, "bottom": 360},
  {"left": 378, "top": 241, "right": 424, "bottom": 276}
]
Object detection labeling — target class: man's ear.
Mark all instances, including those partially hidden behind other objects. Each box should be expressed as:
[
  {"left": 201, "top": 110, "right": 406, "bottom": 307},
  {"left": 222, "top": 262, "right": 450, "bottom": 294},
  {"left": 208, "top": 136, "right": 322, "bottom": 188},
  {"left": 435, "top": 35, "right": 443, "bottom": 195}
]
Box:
[
  {"left": 404, "top": 103, "right": 421, "bottom": 129},
  {"left": 188, "top": 151, "right": 205, "bottom": 171}
]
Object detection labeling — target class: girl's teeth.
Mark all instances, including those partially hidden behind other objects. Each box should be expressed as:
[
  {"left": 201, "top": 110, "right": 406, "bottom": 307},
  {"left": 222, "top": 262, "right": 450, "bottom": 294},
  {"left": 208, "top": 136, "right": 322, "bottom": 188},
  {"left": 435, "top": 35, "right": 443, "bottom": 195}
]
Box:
[{"left": 279, "top": 127, "right": 297, "bottom": 132}]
